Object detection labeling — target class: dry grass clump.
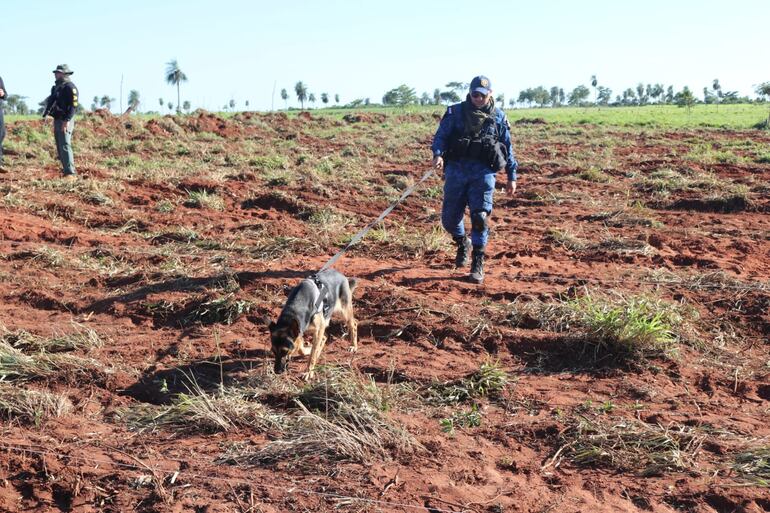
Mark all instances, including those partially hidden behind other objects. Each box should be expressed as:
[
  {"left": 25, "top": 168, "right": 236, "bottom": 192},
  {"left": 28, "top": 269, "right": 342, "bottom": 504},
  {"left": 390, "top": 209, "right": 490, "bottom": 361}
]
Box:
[
  {"left": 0, "top": 340, "right": 106, "bottom": 382},
  {"left": 183, "top": 293, "right": 253, "bottom": 325},
  {"left": 636, "top": 169, "right": 754, "bottom": 211},
  {"left": 547, "top": 230, "right": 655, "bottom": 256},
  {"left": 546, "top": 229, "right": 589, "bottom": 251},
  {"left": 645, "top": 269, "right": 770, "bottom": 294},
  {"left": 550, "top": 416, "right": 705, "bottom": 476},
  {"left": 118, "top": 382, "right": 285, "bottom": 434},
  {"left": 0, "top": 383, "right": 72, "bottom": 424},
  {"left": 223, "top": 366, "right": 421, "bottom": 466},
  {"left": 0, "top": 341, "right": 49, "bottom": 380},
  {"left": 732, "top": 447, "right": 770, "bottom": 486},
  {"left": 247, "top": 235, "right": 320, "bottom": 261},
  {"left": 597, "top": 236, "right": 656, "bottom": 256},
  {"left": 240, "top": 401, "right": 413, "bottom": 465},
  {"left": 1, "top": 324, "right": 104, "bottom": 353},
  {"left": 360, "top": 224, "right": 450, "bottom": 259},
  {"left": 7, "top": 246, "right": 66, "bottom": 268},
  {"left": 584, "top": 209, "right": 663, "bottom": 228}
]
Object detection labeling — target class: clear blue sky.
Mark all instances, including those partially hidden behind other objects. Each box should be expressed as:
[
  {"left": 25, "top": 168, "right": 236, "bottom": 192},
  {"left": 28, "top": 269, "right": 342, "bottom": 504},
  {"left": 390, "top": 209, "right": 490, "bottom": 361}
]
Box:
[{"left": 2, "top": 0, "right": 765, "bottom": 112}]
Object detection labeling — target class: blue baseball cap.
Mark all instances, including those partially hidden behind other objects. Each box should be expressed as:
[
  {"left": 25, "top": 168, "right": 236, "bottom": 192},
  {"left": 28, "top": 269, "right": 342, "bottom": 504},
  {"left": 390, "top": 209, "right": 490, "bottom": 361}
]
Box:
[{"left": 470, "top": 75, "right": 491, "bottom": 95}]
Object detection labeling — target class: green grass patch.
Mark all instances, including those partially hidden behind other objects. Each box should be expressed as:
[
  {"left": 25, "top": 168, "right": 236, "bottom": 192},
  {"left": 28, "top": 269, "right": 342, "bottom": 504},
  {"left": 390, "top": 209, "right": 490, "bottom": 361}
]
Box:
[
  {"left": 426, "top": 361, "right": 508, "bottom": 405},
  {"left": 504, "top": 291, "right": 694, "bottom": 363},
  {"left": 440, "top": 405, "right": 483, "bottom": 434},
  {"left": 183, "top": 189, "right": 225, "bottom": 211},
  {"left": 577, "top": 167, "right": 611, "bottom": 182}
]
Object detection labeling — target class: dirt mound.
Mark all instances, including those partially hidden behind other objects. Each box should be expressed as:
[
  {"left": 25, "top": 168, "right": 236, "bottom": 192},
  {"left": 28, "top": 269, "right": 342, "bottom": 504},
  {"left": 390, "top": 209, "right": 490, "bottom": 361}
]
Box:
[
  {"left": 143, "top": 117, "right": 180, "bottom": 136},
  {"left": 343, "top": 112, "right": 387, "bottom": 123},
  {"left": 89, "top": 108, "right": 112, "bottom": 118}
]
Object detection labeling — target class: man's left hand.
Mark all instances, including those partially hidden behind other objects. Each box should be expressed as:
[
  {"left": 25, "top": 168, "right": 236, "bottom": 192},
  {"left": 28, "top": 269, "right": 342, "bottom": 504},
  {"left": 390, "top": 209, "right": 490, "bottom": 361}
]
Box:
[{"left": 506, "top": 180, "right": 516, "bottom": 196}]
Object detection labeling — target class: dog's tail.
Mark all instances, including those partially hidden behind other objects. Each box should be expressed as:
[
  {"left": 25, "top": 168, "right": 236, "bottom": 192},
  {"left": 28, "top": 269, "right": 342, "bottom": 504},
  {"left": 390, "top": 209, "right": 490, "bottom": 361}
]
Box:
[{"left": 348, "top": 277, "right": 359, "bottom": 295}]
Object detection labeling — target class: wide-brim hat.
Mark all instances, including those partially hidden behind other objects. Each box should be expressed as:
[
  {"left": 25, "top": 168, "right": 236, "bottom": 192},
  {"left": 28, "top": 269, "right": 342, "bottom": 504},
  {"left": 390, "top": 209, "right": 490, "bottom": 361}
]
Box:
[{"left": 52, "top": 64, "right": 74, "bottom": 75}]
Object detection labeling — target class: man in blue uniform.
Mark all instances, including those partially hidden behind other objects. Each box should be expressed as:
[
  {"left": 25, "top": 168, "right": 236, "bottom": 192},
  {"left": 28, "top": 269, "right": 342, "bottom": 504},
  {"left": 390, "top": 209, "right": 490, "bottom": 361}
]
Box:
[
  {"left": 0, "top": 75, "right": 6, "bottom": 170},
  {"left": 44, "top": 64, "right": 79, "bottom": 179},
  {"left": 431, "top": 75, "right": 518, "bottom": 284}
]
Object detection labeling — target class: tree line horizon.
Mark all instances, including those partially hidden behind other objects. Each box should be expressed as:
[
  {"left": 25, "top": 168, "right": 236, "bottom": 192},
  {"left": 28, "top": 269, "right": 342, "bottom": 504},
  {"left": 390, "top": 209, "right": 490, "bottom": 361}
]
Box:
[{"left": 2, "top": 61, "right": 769, "bottom": 115}]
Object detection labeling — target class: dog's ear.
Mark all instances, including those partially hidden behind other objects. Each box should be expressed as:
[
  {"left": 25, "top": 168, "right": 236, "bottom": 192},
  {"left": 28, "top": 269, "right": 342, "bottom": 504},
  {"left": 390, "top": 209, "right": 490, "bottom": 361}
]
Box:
[{"left": 288, "top": 318, "right": 300, "bottom": 339}]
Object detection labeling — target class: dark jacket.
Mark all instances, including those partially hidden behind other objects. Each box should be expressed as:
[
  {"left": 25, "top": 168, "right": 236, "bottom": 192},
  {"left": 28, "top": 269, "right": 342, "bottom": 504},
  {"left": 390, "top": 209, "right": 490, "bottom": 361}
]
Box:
[
  {"left": 0, "top": 76, "right": 6, "bottom": 108},
  {"left": 46, "top": 79, "right": 79, "bottom": 121},
  {"left": 431, "top": 100, "right": 517, "bottom": 181}
]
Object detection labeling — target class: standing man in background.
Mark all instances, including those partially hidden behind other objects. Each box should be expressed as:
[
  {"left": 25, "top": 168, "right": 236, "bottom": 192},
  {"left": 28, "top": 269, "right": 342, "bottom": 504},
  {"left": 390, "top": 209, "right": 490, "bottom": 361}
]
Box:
[
  {"left": 44, "top": 64, "right": 79, "bottom": 179},
  {"left": 0, "top": 74, "right": 6, "bottom": 171}
]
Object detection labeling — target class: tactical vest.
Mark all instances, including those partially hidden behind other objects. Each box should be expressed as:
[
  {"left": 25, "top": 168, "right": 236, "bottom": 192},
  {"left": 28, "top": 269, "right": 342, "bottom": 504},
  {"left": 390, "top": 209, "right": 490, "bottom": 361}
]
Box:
[{"left": 444, "top": 104, "right": 507, "bottom": 170}]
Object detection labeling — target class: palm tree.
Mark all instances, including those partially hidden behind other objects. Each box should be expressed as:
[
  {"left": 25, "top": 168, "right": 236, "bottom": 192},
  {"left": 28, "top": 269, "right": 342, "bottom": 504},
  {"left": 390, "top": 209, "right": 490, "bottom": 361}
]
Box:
[
  {"left": 591, "top": 75, "right": 598, "bottom": 105},
  {"left": 229, "top": 99, "right": 236, "bottom": 111},
  {"left": 321, "top": 93, "right": 329, "bottom": 105},
  {"left": 99, "top": 95, "right": 115, "bottom": 111},
  {"left": 127, "top": 90, "right": 140, "bottom": 113},
  {"left": 712, "top": 79, "right": 722, "bottom": 111},
  {"left": 280, "top": 88, "right": 288, "bottom": 109},
  {"left": 308, "top": 93, "right": 316, "bottom": 108},
  {"left": 183, "top": 100, "right": 191, "bottom": 113},
  {"left": 164, "top": 59, "right": 188, "bottom": 113},
  {"left": 294, "top": 81, "right": 308, "bottom": 110}
]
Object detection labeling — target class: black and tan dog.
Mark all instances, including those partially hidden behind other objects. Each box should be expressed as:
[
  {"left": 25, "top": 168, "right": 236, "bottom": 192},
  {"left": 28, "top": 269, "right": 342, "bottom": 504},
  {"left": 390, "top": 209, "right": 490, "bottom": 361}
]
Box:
[{"left": 268, "top": 269, "right": 358, "bottom": 379}]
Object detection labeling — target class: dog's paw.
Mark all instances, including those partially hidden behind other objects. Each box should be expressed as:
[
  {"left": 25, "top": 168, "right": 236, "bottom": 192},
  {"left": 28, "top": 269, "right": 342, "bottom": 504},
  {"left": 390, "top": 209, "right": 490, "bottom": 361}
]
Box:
[
  {"left": 302, "top": 371, "right": 315, "bottom": 381},
  {"left": 348, "top": 346, "right": 358, "bottom": 353}
]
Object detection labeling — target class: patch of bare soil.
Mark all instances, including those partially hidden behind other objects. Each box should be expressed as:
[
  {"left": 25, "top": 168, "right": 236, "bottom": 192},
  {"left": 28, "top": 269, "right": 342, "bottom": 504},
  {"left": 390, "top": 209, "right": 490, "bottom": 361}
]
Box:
[{"left": 0, "top": 114, "right": 768, "bottom": 512}]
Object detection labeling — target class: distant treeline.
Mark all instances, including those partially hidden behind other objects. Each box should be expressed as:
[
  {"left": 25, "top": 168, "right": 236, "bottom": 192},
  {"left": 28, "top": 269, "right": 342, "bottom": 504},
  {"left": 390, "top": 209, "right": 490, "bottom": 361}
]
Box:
[
  {"left": 381, "top": 79, "right": 767, "bottom": 109},
  {"left": 3, "top": 78, "right": 768, "bottom": 115}
]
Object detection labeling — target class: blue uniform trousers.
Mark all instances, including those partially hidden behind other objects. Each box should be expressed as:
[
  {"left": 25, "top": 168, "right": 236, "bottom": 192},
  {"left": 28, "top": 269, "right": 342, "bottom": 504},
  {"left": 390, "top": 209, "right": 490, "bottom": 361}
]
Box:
[{"left": 441, "top": 159, "right": 495, "bottom": 247}]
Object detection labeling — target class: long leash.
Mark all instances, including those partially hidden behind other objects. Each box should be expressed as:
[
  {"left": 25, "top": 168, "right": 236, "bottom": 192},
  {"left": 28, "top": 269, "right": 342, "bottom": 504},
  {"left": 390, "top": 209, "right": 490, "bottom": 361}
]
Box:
[
  {"left": 311, "top": 167, "right": 437, "bottom": 311},
  {"left": 319, "top": 167, "right": 437, "bottom": 273}
]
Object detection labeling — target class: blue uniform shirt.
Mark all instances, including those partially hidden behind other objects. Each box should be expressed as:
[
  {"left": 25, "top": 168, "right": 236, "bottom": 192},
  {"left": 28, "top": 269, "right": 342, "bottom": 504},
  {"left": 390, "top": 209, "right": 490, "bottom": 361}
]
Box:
[{"left": 431, "top": 101, "right": 518, "bottom": 181}]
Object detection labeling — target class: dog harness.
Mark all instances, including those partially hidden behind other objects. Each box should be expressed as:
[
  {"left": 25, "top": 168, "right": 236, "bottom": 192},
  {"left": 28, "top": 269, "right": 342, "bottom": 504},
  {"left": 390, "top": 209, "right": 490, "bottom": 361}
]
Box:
[{"left": 310, "top": 274, "right": 332, "bottom": 319}]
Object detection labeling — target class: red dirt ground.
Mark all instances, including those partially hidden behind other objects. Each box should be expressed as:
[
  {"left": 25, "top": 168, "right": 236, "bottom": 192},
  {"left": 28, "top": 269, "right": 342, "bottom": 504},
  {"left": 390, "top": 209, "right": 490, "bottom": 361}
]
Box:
[{"left": 0, "top": 112, "right": 769, "bottom": 513}]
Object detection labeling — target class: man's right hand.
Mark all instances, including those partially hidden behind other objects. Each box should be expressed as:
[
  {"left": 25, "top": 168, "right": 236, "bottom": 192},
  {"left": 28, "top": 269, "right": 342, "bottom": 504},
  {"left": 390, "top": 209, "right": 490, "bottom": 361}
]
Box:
[{"left": 432, "top": 155, "right": 444, "bottom": 170}]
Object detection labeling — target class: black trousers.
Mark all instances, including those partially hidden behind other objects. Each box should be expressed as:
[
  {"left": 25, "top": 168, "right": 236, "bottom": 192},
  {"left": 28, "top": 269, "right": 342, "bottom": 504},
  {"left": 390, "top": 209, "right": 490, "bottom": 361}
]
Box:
[{"left": 0, "top": 108, "right": 5, "bottom": 164}]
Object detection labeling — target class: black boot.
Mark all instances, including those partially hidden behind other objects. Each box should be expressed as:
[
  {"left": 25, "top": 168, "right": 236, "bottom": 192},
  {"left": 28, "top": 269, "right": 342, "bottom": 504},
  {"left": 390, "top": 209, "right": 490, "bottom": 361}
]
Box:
[
  {"left": 469, "top": 247, "right": 485, "bottom": 284},
  {"left": 453, "top": 235, "right": 471, "bottom": 268}
]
